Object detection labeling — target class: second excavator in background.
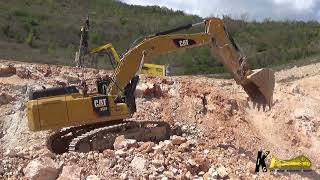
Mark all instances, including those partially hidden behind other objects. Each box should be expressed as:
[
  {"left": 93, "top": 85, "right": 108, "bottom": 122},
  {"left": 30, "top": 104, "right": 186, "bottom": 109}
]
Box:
[
  {"left": 75, "top": 16, "right": 168, "bottom": 76},
  {"left": 27, "top": 17, "right": 275, "bottom": 154}
]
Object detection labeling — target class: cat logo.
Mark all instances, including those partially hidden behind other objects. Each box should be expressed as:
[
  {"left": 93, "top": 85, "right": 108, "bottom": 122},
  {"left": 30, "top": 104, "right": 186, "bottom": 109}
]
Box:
[
  {"left": 94, "top": 99, "right": 107, "bottom": 108},
  {"left": 92, "top": 96, "right": 110, "bottom": 116},
  {"left": 173, "top": 38, "right": 196, "bottom": 47},
  {"left": 179, "top": 39, "right": 189, "bottom": 47}
]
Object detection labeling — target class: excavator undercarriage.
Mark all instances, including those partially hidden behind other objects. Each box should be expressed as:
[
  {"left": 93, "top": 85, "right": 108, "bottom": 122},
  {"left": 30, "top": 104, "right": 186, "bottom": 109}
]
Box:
[{"left": 47, "top": 120, "right": 171, "bottom": 154}]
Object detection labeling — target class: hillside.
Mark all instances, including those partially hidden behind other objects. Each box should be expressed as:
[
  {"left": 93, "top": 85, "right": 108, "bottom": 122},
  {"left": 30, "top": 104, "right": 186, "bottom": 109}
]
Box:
[{"left": 1, "top": 0, "right": 320, "bottom": 75}]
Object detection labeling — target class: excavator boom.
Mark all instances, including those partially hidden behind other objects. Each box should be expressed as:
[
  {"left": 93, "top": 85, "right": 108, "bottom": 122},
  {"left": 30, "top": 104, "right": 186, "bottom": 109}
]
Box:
[{"left": 108, "top": 18, "right": 275, "bottom": 107}]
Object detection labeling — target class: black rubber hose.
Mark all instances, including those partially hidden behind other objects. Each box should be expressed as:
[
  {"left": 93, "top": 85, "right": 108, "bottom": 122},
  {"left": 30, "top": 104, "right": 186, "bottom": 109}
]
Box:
[{"left": 155, "top": 24, "right": 192, "bottom": 36}]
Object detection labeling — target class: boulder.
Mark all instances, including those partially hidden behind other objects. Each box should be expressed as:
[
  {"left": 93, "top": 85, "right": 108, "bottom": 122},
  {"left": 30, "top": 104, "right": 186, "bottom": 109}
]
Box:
[
  {"left": 194, "top": 157, "right": 210, "bottom": 172},
  {"left": 152, "top": 159, "right": 165, "bottom": 167},
  {"left": 87, "top": 153, "right": 95, "bottom": 161},
  {"left": 152, "top": 84, "right": 163, "bottom": 98},
  {"left": 143, "top": 84, "right": 163, "bottom": 98},
  {"left": 187, "top": 159, "right": 197, "bottom": 167},
  {"left": 130, "top": 156, "right": 147, "bottom": 174},
  {"left": 0, "top": 93, "right": 14, "bottom": 105},
  {"left": 57, "top": 165, "right": 83, "bottom": 180},
  {"left": 178, "top": 142, "right": 190, "bottom": 152},
  {"left": 114, "top": 135, "right": 128, "bottom": 150},
  {"left": 120, "top": 173, "right": 128, "bottom": 180},
  {"left": 114, "top": 135, "right": 137, "bottom": 150},
  {"left": 61, "top": 73, "right": 80, "bottom": 83},
  {"left": 126, "top": 139, "right": 138, "bottom": 148},
  {"left": 66, "top": 75, "right": 80, "bottom": 83},
  {"left": 0, "top": 65, "right": 16, "bottom": 77},
  {"left": 16, "top": 67, "right": 32, "bottom": 79},
  {"left": 103, "top": 149, "right": 115, "bottom": 157},
  {"left": 161, "top": 79, "right": 174, "bottom": 85},
  {"left": 217, "top": 166, "right": 228, "bottom": 178},
  {"left": 168, "top": 88, "right": 178, "bottom": 97},
  {"left": 99, "top": 158, "right": 116, "bottom": 169},
  {"left": 138, "top": 142, "right": 154, "bottom": 153},
  {"left": 39, "top": 148, "right": 55, "bottom": 159},
  {"left": 115, "top": 150, "right": 128, "bottom": 157},
  {"left": 86, "top": 175, "right": 101, "bottom": 180},
  {"left": 171, "top": 135, "right": 187, "bottom": 145},
  {"left": 23, "top": 157, "right": 60, "bottom": 180},
  {"left": 17, "top": 149, "right": 29, "bottom": 158},
  {"left": 204, "top": 166, "right": 219, "bottom": 180},
  {"left": 135, "top": 83, "right": 150, "bottom": 98},
  {"left": 163, "top": 171, "right": 174, "bottom": 178},
  {"left": 4, "top": 149, "right": 17, "bottom": 157},
  {"left": 36, "top": 65, "right": 52, "bottom": 77},
  {"left": 156, "top": 140, "right": 173, "bottom": 151},
  {"left": 55, "top": 78, "right": 68, "bottom": 87}
]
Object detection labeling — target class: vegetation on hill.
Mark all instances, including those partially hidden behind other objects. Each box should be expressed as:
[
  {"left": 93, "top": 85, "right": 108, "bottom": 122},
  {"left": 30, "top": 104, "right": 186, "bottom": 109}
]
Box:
[{"left": 1, "top": 0, "right": 320, "bottom": 75}]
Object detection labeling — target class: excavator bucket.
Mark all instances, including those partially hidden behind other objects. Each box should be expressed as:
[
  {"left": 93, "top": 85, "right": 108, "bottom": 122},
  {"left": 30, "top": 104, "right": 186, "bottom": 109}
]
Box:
[{"left": 242, "top": 68, "right": 275, "bottom": 109}]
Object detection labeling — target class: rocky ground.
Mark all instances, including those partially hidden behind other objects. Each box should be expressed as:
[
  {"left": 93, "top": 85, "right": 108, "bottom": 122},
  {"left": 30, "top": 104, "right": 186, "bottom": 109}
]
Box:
[{"left": 0, "top": 59, "right": 319, "bottom": 180}]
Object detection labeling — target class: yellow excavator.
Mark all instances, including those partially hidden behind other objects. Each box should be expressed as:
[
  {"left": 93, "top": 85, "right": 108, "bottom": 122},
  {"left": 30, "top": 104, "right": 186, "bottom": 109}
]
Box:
[
  {"left": 88, "top": 43, "right": 168, "bottom": 76},
  {"left": 74, "top": 16, "right": 168, "bottom": 76},
  {"left": 27, "top": 18, "right": 275, "bottom": 154}
]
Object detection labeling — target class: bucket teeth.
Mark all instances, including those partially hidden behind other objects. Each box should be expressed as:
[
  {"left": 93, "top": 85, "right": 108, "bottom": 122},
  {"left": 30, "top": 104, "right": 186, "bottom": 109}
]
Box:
[
  {"left": 247, "top": 100, "right": 271, "bottom": 111},
  {"left": 263, "top": 104, "right": 266, "bottom": 112},
  {"left": 257, "top": 103, "right": 261, "bottom": 111}
]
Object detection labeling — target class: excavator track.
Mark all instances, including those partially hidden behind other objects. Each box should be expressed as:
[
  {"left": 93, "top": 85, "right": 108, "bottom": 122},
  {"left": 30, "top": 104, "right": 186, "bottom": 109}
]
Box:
[
  {"left": 46, "top": 121, "right": 122, "bottom": 154},
  {"left": 47, "top": 120, "right": 171, "bottom": 154},
  {"left": 69, "top": 120, "right": 171, "bottom": 153}
]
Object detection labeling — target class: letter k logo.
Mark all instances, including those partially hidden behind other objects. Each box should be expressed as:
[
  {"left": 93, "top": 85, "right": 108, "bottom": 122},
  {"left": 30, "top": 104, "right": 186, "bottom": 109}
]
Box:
[{"left": 255, "top": 151, "right": 270, "bottom": 172}]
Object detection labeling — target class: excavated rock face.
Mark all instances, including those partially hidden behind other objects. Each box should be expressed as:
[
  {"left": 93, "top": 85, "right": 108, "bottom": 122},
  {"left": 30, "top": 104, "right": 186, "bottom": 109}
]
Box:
[{"left": 0, "top": 59, "right": 320, "bottom": 179}]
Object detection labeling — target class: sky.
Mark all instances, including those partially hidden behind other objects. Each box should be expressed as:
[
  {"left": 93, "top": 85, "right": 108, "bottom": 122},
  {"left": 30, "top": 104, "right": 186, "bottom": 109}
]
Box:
[{"left": 119, "top": 0, "right": 320, "bottom": 21}]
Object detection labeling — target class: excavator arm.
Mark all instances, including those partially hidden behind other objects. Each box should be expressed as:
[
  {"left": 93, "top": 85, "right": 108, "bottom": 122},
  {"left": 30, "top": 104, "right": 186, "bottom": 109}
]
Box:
[
  {"left": 108, "top": 33, "right": 210, "bottom": 94},
  {"left": 108, "top": 18, "right": 275, "bottom": 108}
]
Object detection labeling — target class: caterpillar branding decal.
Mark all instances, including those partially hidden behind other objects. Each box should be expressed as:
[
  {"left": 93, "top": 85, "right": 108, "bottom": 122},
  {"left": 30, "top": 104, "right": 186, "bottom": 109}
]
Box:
[
  {"left": 173, "top": 39, "right": 196, "bottom": 47},
  {"left": 92, "top": 96, "right": 110, "bottom": 116}
]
